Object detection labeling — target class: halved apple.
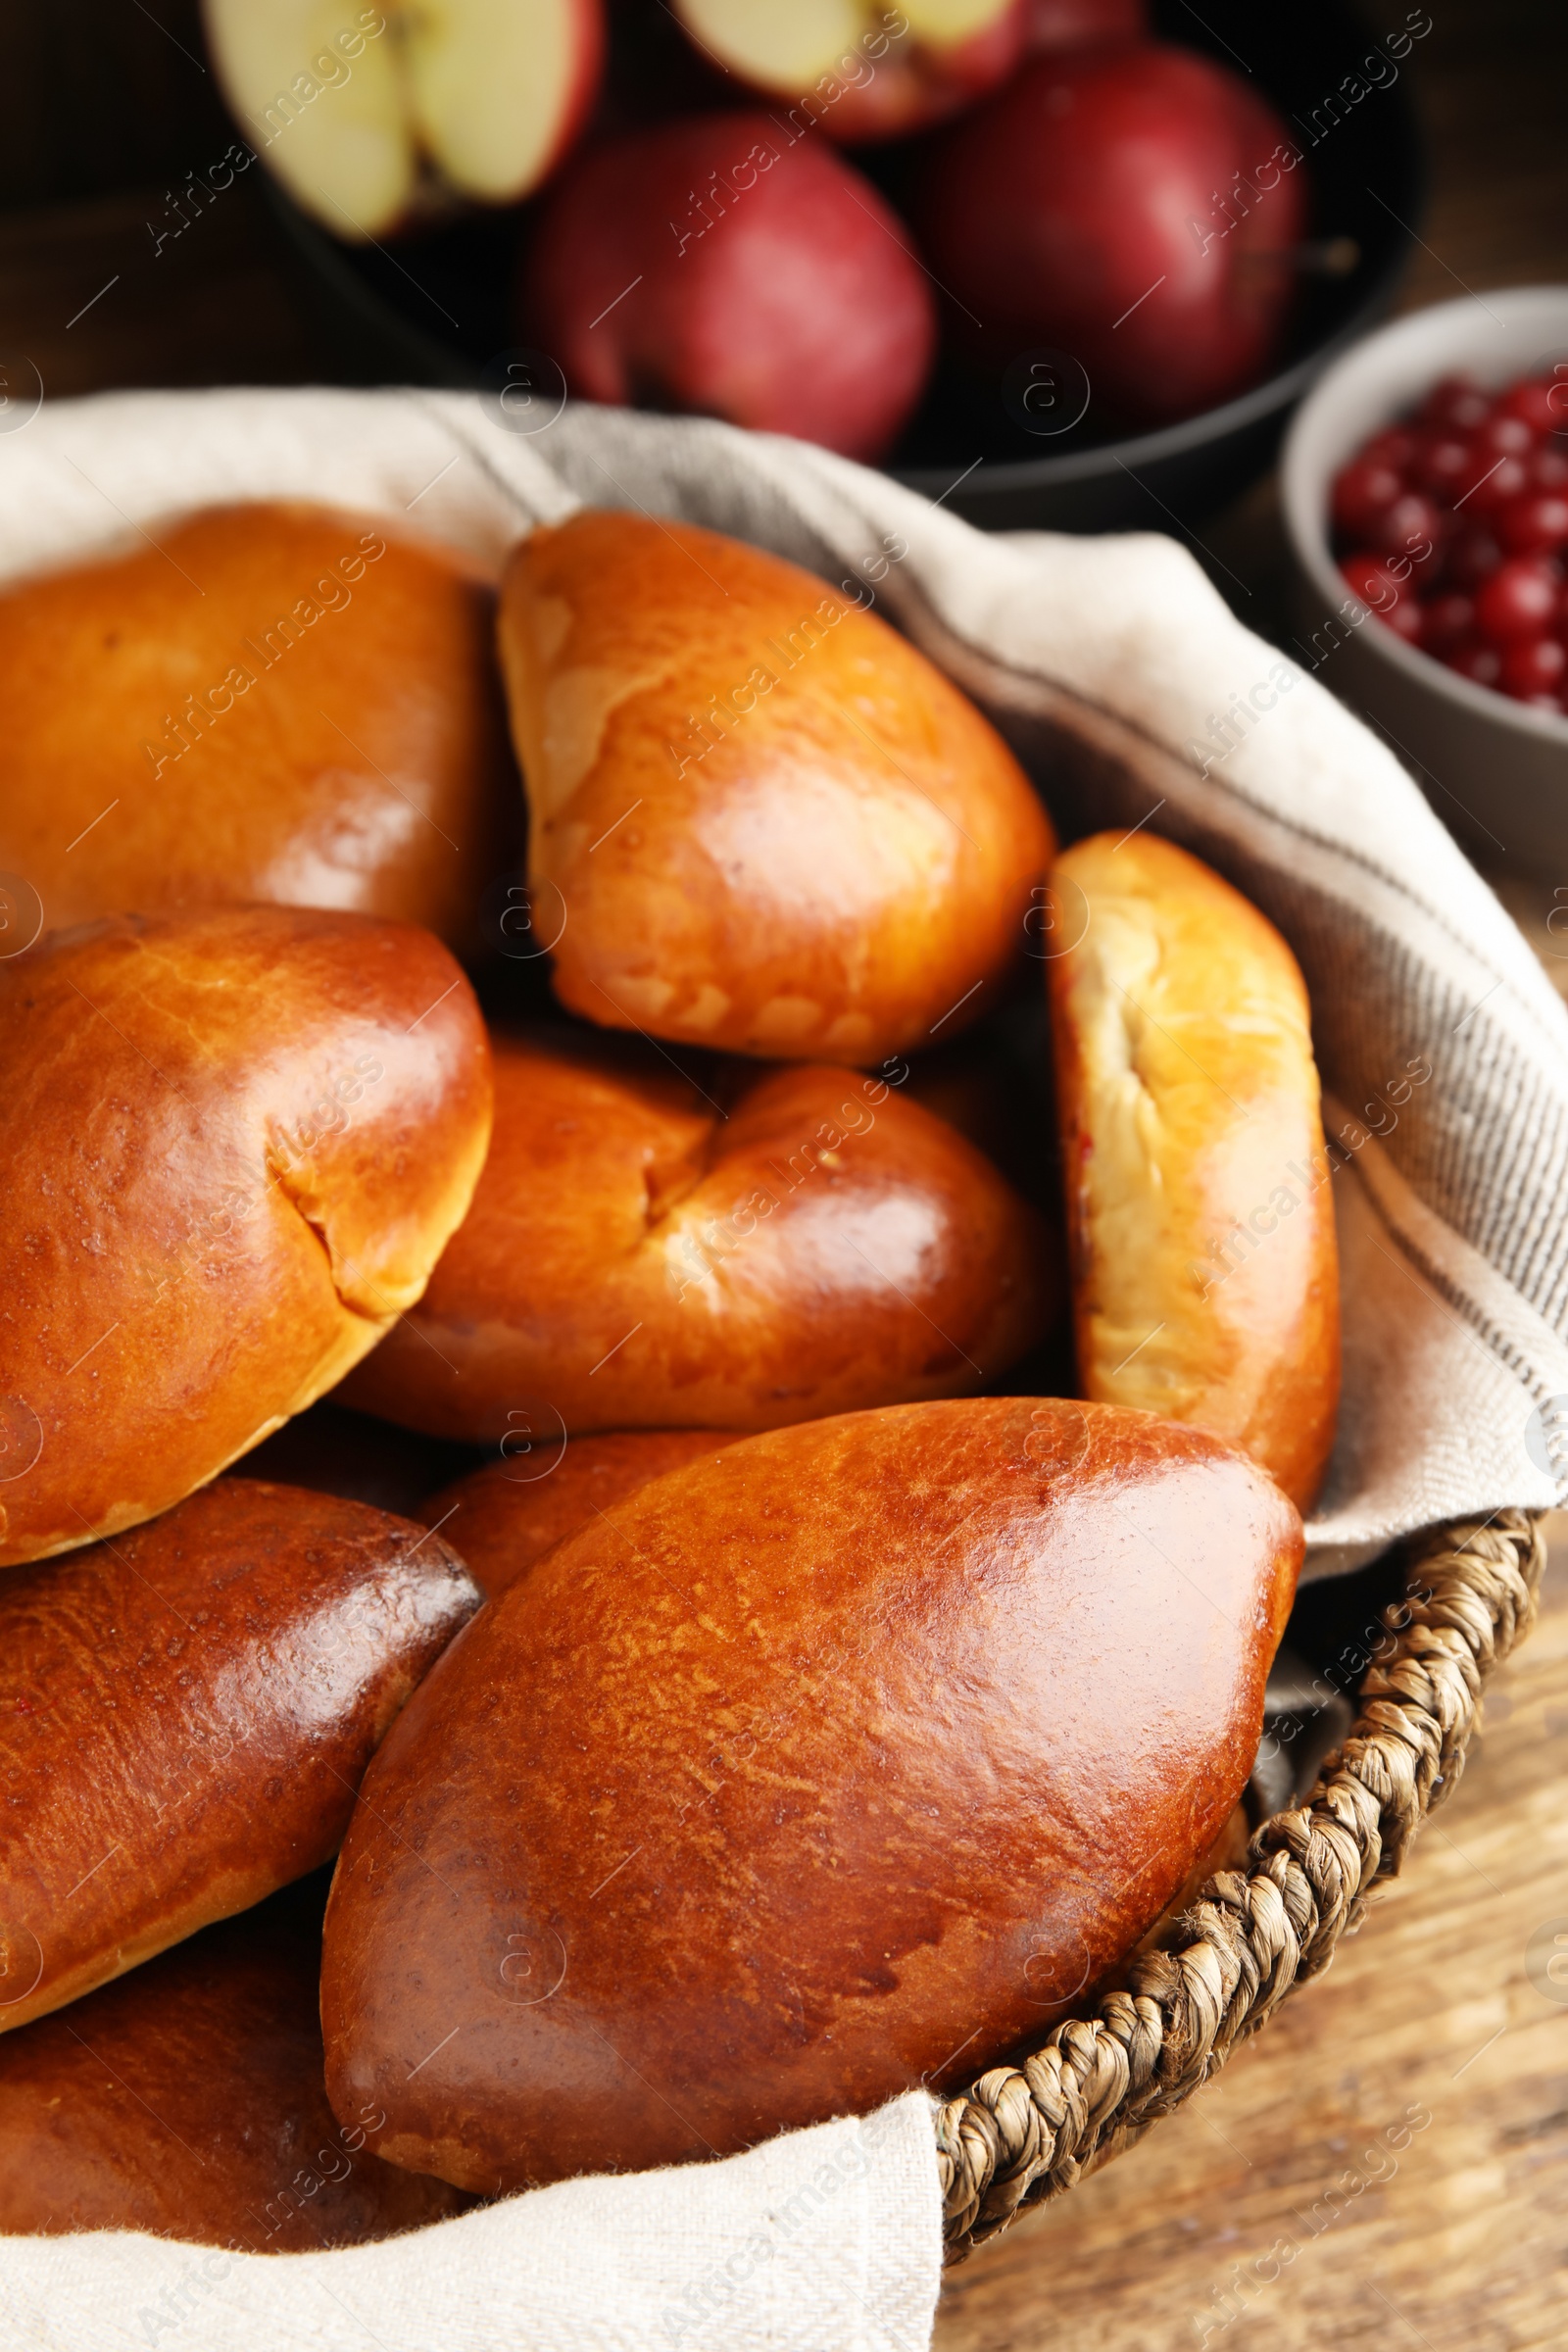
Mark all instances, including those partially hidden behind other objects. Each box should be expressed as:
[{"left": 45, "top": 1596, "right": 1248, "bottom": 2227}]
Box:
[
  {"left": 672, "top": 0, "right": 1026, "bottom": 142},
  {"left": 202, "top": 0, "right": 605, "bottom": 240}
]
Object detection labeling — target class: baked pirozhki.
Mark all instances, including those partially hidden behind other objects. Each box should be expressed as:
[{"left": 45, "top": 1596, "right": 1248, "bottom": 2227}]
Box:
[
  {"left": 0, "top": 502, "right": 518, "bottom": 956},
  {"left": 1046, "top": 832, "right": 1340, "bottom": 1510},
  {"left": 420, "top": 1430, "right": 719, "bottom": 1600},
  {"left": 0, "top": 1887, "right": 471, "bottom": 2248},
  {"left": 497, "top": 510, "right": 1055, "bottom": 1061},
  {"left": 319, "top": 1397, "right": 1301, "bottom": 2190},
  {"left": 0, "top": 1480, "right": 479, "bottom": 2035},
  {"left": 341, "top": 1029, "right": 1056, "bottom": 1439},
  {"left": 0, "top": 906, "right": 492, "bottom": 1566}
]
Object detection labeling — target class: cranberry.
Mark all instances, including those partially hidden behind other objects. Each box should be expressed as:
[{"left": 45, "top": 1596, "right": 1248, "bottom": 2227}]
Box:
[
  {"left": 1341, "top": 554, "right": 1422, "bottom": 640},
  {"left": 1381, "top": 599, "right": 1425, "bottom": 644},
  {"left": 1475, "top": 556, "right": 1561, "bottom": 642},
  {"left": 1420, "top": 591, "right": 1475, "bottom": 653},
  {"left": 1463, "top": 453, "right": 1532, "bottom": 513},
  {"left": 1414, "top": 434, "right": 1472, "bottom": 496},
  {"left": 1341, "top": 552, "right": 1395, "bottom": 602},
  {"left": 1473, "top": 410, "right": 1536, "bottom": 460},
  {"left": 1498, "top": 635, "right": 1567, "bottom": 698},
  {"left": 1365, "top": 488, "right": 1444, "bottom": 559},
  {"left": 1363, "top": 425, "right": 1418, "bottom": 471},
  {"left": 1421, "top": 373, "right": 1490, "bottom": 434},
  {"left": 1332, "top": 455, "right": 1405, "bottom": 540},
  {"left": 1444, "top": 639, "right": 1502, "bottom": 688},
  {"left": 1333, "top": 367, "right": 1568, "bottom": 710},
  {"left": 1444, "top": 525, "right": 1503, "bottom": 587},
  {"left": 1496, "top": 378, "right": 1563, "bottom": 436},
  {"left": 1499, "top": 492, "right": 1568, "bottom": 554}
]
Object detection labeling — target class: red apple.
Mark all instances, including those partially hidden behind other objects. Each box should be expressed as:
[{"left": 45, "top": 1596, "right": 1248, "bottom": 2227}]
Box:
[
  {"left": 521, "top": 112, "right": 937, "bottom": 460},
  {"left": 917, "top": 43, "right": 1308, "bottom": 422},
  {"left": 203, "top": 0, "right": 605, "bottom": 240},
  {"left": 1027, "top": 0, "right": 1147, "bottom": 49},
  {"left": 673, "top": 0, "right": 1027, "bottom": 143}
]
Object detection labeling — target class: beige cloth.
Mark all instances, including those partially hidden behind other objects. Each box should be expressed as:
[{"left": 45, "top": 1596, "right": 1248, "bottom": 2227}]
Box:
[
  {"left": 4, "top": 386, "right": 1568, "bottom": 2345},
  {"left": 0, "top": 2093, "right": 942, "bottom": 2352}
]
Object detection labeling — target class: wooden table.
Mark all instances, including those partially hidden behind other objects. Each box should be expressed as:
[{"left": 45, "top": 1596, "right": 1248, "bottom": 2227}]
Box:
[{"left": 1, "top": 4, "right": 1565, "bottom": 2342}]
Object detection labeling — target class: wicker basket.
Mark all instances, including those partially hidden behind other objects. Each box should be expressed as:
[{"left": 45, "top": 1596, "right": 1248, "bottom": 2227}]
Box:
[{"left": 934, "top": 1508, "right": 1545, "bottom": 2260}]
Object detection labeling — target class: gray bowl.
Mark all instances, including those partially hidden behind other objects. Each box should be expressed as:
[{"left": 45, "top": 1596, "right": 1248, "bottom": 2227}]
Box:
[{"left": 1281, "top": 286, "right": 1568, "bottom": 876}]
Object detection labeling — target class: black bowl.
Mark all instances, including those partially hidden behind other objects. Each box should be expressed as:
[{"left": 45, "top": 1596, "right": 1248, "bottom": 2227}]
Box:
[{"left": 262, "top": 0, "right": 1424, "bottom": 534}]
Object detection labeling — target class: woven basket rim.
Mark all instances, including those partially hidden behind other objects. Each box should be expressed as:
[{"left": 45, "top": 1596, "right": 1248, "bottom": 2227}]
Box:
[{"left": 933, "top": 1508, "right": 1545, "bottom": 2259}]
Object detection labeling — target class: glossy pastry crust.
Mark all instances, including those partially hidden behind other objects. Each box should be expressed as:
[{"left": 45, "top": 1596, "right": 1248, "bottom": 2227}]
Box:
[
  {"left": 0, "top": 1891, "right": 471, "bottom": 2248},
  {"left": 320, "top": 1396, "right": 1302, "bottom": 2191},
  {"left": 0, "top": 1479, "right": 479, "bottom": 2034},
  {"left": 0, "top": 906, "right": 492, "bottom": 1565},
  {"left": 420, "top": 1430, "right": 721, "bottom": 1599},
  {"left": 497, "top": 509, "right": 1056, "bottom": 1061},
  {"left": 0, "top": 501, "right": 519, "bottom": 956},
  {"left": 1046, "top": 832, "right": 1340, "bottom": 1510},
  {"left": 342, "top": 1028, "right": 1056, "bottom": 1438}
]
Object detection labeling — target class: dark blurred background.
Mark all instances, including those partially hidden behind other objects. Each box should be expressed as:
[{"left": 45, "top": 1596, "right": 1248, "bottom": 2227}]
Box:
[{"left": 1, "top": 0, "right": 1563, "bottom": 401}]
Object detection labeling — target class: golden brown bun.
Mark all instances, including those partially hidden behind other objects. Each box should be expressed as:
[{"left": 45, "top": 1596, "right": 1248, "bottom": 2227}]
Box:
[
  {"left": 0, "top": 1887, "right": 471, "bottom": 2248},
  {"left": 319, "top": 1397, "right": 1301, "bottom": 2191},
  {"left": 1125, "top": 1801, "right": 1252, "bottom": 1969},
  {"left": 421, "top": 1431, "right": 720, "bottom": 1600},
  {"left": 1046, "top": 833, "right": 1340, "bottom": 1511},
  {"left": 498, "top": 511, "right": 1055, "bottom": 1060},
  {"left": 342, "top": 1030, "right": 1056, "bottom": 1439},
  {"left": 0, "top": 906, "right": 492, "bottom": 1566},
  {"left": 0, "top": 502, "right": 519, "bottom": 957},
  {"left": 0, "top": 1479, "right": 479, "bottom": 2035}
]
